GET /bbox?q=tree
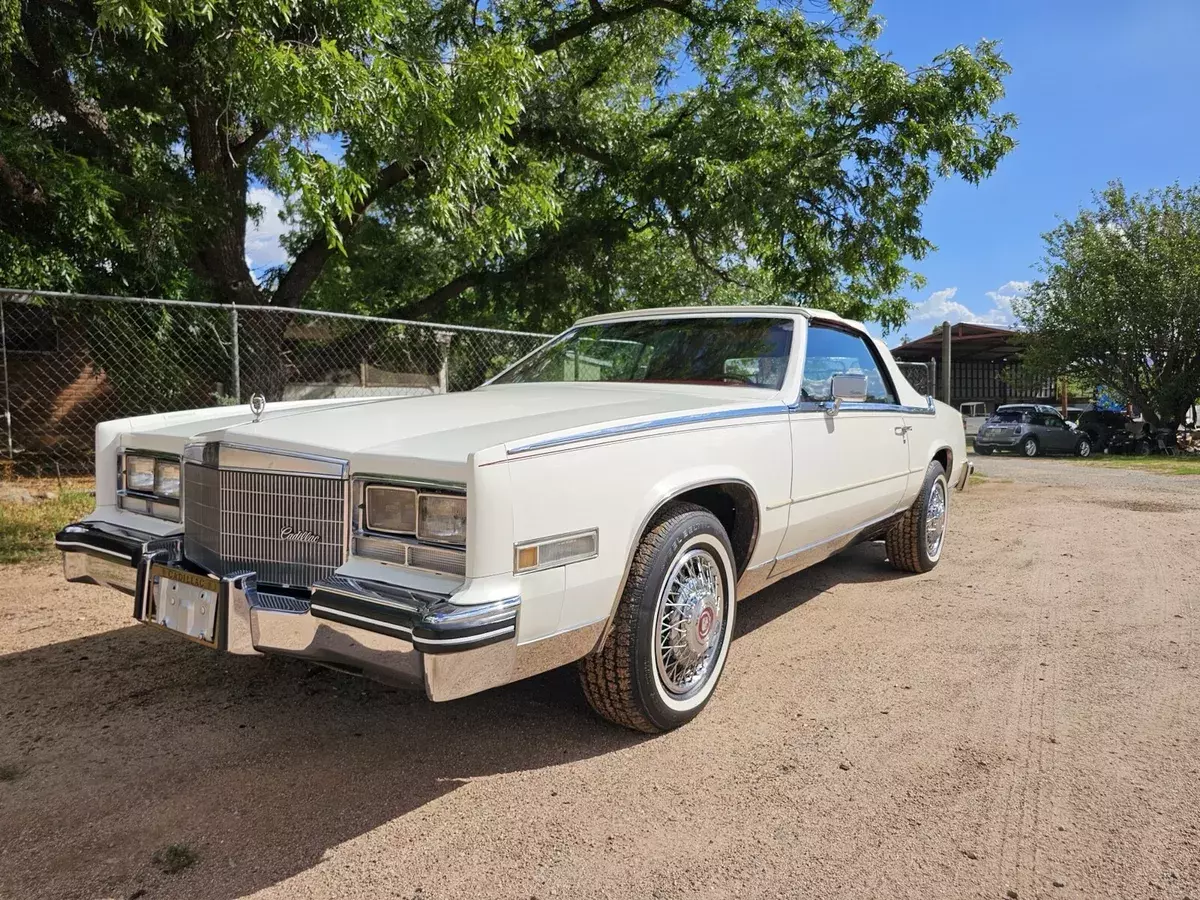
[1016,182,1200,430]
[2,0,1016,344]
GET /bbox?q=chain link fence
[895,359,937,398]
[0,288,550,475]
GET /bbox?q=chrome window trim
[506,403,789,456]
[799,319,903,407]
[513,528,600,574]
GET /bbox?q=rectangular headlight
[126,455,156,493]
[120,451,181,522]
[155,460,181,499]
[364,485,418,534]
[417,494,466,546]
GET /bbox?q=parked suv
[973,404,1093,457]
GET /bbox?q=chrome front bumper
[55,521,593,702]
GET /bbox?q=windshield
[493,317,794,389]
[990,410,1030,423]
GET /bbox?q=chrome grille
[183,463,222,576]
[183,461,347,587]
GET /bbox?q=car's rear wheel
[974,446,993,456]
[579,502,736,733]
[1076,436,1093,457]
[1022,436,1040,457]
[885,460,948,574]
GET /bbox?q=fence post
[435,331,453,393]
[928,358,937,401]
[0,294,11,462]
[229,306,241,403]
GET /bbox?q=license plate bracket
[148,565,221,647]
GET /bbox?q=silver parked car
[972,404,1093,458]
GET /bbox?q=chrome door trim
[789,397,936,415]
[506,404,789,456]
[785,470,910,506]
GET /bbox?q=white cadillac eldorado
[57,306,970,732]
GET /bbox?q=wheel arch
[589,476,762,654]
[931,445,953,478]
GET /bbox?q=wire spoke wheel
[653,548,725,698]
[924,478,947,560]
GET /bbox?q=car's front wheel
[579,502,736,733]
[1076,436,1093,457]
[885,459,948,574]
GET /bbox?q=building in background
[892,323,1057,413]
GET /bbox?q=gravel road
[1,463,1198,900]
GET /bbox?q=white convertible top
[575,305,868,333]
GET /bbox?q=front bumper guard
[54,521,556,702]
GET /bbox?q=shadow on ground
[0,542,902,900]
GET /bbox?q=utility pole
[940,320,951,407]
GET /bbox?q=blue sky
[245,1,1200,337]
[872,0,1200,340]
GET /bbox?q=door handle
[894,425,913,436]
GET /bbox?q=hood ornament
[249,393,266,422]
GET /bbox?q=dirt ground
[2,457,1198,900]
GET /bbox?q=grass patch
[968,471,1012,486]
[0,477,95,564]
[152,843,198,874]
[0,763,25,782]
[1077,455,1200,476]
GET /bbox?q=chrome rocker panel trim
[57,520,601,703]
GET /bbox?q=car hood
[171,382,783,470]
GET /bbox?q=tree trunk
[237,309,290,401]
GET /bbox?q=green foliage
[79,302,235,412]
[1016,181,1200,429]
[0,486,95,564]
[3,0,1015,330]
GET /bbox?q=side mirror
[825,373,868,416]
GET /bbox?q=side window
[801,324,898,405]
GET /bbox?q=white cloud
[909,280,1030,328]
[244,187,294,277]
[983,280,1031,323]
